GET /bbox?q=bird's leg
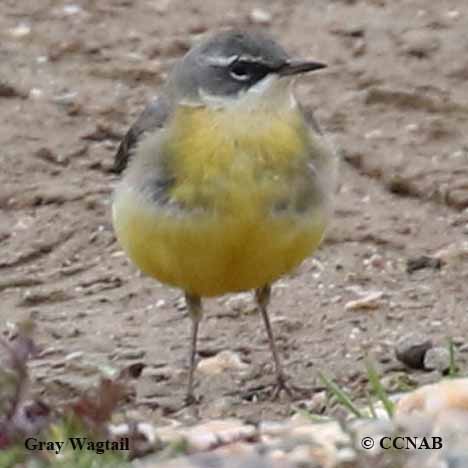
[255,285,293,398]
[185,292,202,405]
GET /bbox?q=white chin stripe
[248,73,278,95]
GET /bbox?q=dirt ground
[1,0,468,423]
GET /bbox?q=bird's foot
[184,392,201,406]
[238,375,310,402]
[270,374,309,400]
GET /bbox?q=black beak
[278,59,327,76]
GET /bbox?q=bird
[111,29,337,404]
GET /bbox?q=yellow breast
[113,105,328,296]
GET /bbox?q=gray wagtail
[112,30,337,403]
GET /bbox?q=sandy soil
[1,0,468,422]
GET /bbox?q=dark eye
[229,61,251,81]
[229,60,270,83]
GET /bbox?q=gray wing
[298,102,338,209]
[113,96,171,174]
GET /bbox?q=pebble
[143,379,468,466]
[144,454,292,468]
[223,292,256,314]
[249,8,272,25]
[434,241,468,263]
[363,253,385,269]
[271,316,302,333]
[63,4,82,15]
[395,333,432,369]
[352,38,366,57]
[400,30,440,58]
[9,23,31,37]
[34,147,69,166]
[111,349,146,360]
[197,350,249,376]
[406,255,442,274]
[0,81,25,98]
[296,391,327,414]
[364,129,383,140]
[423,347,451,373]
[29,88,44,99]
[175,296,186,311]
[344,291,384,311]
[396,378,468,417]
[110,421,158,445]
[446,9,460,20]
[203,397,238,419]
[64,351,84,361]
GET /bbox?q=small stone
[19,289,73,307]
[363,253,385,269]
[424,347,451,373]
[406,255,442,274]
[80,122,121,142]
[152,0,171,14]
[297,391,327,414]
[352,38,366,58]
[64,351,84,361]
[249,8,272,25]
[0,81,25,98]
[447,10,460,19]
[197,350,249,376]
[401,30,440,58]
[175,296,186,311]
[452,336,465,346]
[364,129,383,139]
[34,147,69,166]
[111,349,146,360]
[182,419,256,451]
[396,378,468,417]
[395,333,432,369]
[445,455,468,468]
[271,316,302,333]
[411,370,440,387]
[109,422,160,455]
[447,189,468,210]
[204,397,238,419]
[63,4,82,15]
[405,123,419,133]
[258,420,288,437]
[29,88,44,99]
[289,419,350,447]
[9,23,31,37]
[224,292,256,314]
[434,242,468,263]
[344,291,384,311]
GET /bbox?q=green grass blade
[365,359,394,418]
[366,391,377,419]
[318,371,363,418]
[448,337,457,377]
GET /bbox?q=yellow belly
[113,104,329,297]
[113,188,326,297]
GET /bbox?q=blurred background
[1,0,467,418]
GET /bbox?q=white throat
[197,74,298,112]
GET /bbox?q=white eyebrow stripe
[205,55,238,66]
[237,55,263,63]
[205,54,273,67]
